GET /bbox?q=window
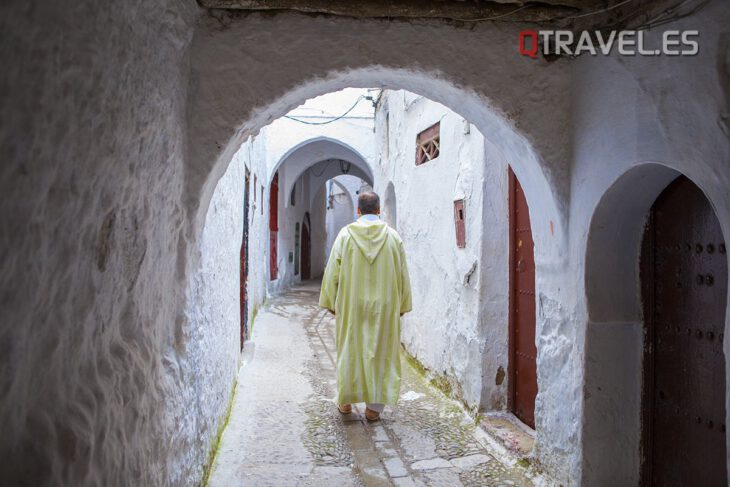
[416,122,440,165]
[260,186,264,215]
[291,182,296,206]
[454,199,466,248]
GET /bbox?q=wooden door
[640,176,727,486]
[509,167,538,429]
[269,172,278,280]
[240,170,250,350]
[301,213,311,280]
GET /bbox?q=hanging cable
[454,5,530,22]
[310,160,333,178]
[284,96,365,125]
[562,0,634,20]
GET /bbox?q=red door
[640,176,727,486]
[509,167,538,429]
[269,172,278,280]
[301,213,311,280]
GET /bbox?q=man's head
[357,191,380,216]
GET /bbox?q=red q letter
[519,30,539,58]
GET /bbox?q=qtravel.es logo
[519,30,699,58]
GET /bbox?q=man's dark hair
[358,191,380,215]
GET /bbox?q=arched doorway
[584,164,730,484]
[301,213,311,280]
[640,176,727,485]
[190,61,564,479]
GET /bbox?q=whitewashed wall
[373,90,510,412]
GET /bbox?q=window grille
[416,122,440,165]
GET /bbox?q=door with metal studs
[509,167,538,429]
[640,175,727,486]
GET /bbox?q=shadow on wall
[383,181,397,230]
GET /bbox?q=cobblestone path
[208,283,549,486]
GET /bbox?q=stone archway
[270,137,374,206]
[188,39,566,476]
[163,4,586,475]
[265,138,372,291]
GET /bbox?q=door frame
[639,208,656,485]
[301,212,311,280]
[240,169,250,350]
[508,168,518,412]
[507,166,537,429]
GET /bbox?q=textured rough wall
[0,1,240,485]
[224,135,269,330]
[184,150,243,482]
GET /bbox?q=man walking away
[319,191,412,421]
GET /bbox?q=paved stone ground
[208,283,552,486]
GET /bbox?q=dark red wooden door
[301,218,311,280]
[509,168,537,429]
[641,176,727,486]
[269,172,278,280]
[240,171,250,350]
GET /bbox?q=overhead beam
[197,0,590,23]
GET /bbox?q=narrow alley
[209,283,540,487]
[4,2,730,486]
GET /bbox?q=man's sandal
[365,408,380,422]
[338,404,352,414]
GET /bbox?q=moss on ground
[401,344,478,415]
[200,379,238,487]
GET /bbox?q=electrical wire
[284,96,366,125]
[454,5,530,22]
[634,0,710,30]
[598,0,708,32]
[454,0,635,23]
[309,160,333,178]
[562,0,634,20]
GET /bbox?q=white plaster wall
[270,169,313,290]
[184,145,246,485]
[325,181,356,259]
[223,135,269,332]
[373,91,498,410]
[310,184,328,278]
